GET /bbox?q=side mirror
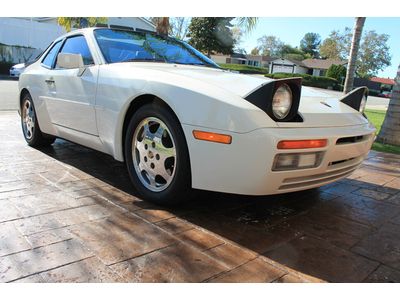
[57,53,84,69]
[56,53,86,76]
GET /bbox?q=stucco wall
[0,17,65,50]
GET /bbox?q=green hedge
[265,73,339,90]
[0,61,13,75]
[219,63,269,75]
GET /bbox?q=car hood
[13,63,26,69]
[125,63,369,128]
[129,63,271,97]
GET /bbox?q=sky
[238,17,400,78]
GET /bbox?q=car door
[44,35,99,136]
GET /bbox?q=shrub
[219,63,269,75]
[265,72,339,90]
[368,89,380,97]
[326,64,346,81]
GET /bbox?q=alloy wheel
[132,117,177,192]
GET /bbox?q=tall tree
[58,17,107,32]
[319,38,343,60]
[257,35,284,57]
[280,44,307,60]
[231,26,246,54]
[150,17,170,35]
[236,17,258,34]
[344,17,366,94]
[187,18,235,56]
[300,32,321,58]
[152,17,259,38]
[377,64,400,146]
[320,27,391,77]
[250,47,260,55]
[169,17,190,40]
[320,28,352,60]
[358,30,391,77]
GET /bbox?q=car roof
[55,27,157,42]
[55,27,95,41]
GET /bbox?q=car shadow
[39,138,400,282]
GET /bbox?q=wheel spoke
[154,125,165,139]
[146,170,157,187]
[135,140,146,156]
[131,117,177,192]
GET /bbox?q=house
[302,58,347,76]
[370,77,395,88]
[269,58,308,74]
[211,53,279,70]
[210,53,247,65]
[246,55,275,68]
[211,53,348,77]
[34,17,156,32]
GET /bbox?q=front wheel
[124,102,191,206]
[21,93,55,147]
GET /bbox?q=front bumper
[183,122,375,195]
[9,70,20,77]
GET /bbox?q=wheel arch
[19,88,31,112]
[120,94,186,162]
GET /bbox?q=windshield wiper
[171,62,204,66]
[120,58,166,63]
[171,62,218,68]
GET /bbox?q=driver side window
[56,35,94,68]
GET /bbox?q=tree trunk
[376,64,400,146]
[156,17,170,35]
[343,17,366,94]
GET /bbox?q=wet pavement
[0,111,399,282]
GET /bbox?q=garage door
[272,64,294,74]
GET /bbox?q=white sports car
[18,27,375,205]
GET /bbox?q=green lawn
[219,63,269,74]
[364,109,400,155]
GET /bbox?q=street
[0,80,19,111]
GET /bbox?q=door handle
[45,78,55,84]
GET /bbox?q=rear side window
[42,40,63,68]
[57,35,94,66]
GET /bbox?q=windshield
[94,29,219,68]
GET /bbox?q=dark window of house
[57,35,94,66]
[41,40,63,68]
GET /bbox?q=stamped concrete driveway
[1,111,400,283]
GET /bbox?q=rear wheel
[21,93,55,147]
[124,102,191,206]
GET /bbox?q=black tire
[20,93,56,147]
[124,102,191,206]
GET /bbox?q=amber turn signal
[193,130,232,144]
[277,139,327,149]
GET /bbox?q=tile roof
[370,77,395,85]
[302,59,347,70]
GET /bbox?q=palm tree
[377,64,400,146]
[152,17,170,35]
[343,17,366,94]
[152,17,258,36]
[236,17,258,34]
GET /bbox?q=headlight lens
[272,83,293,119]
[359,94,367,113]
